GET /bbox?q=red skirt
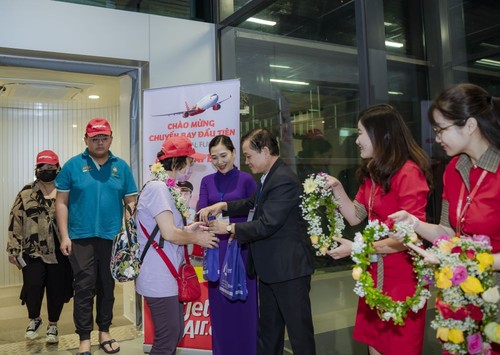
[353,252,426,355]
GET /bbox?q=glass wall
[55,0,213,22]
[218,0,500,352]
[219,0,500,248]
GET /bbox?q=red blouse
[355,160,429,222]
[442,151,500,253]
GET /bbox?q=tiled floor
[1,270,444,355]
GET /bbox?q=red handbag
[139,222,201,302]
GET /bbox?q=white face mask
[176,165,193,182]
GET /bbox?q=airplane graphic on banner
[153,94,232,118]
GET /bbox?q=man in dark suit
[200,128,316,355]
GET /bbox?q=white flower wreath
[300,173,345,256]
[351,219,432,326]
[150,162,190,218]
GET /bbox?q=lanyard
[254,183,264,210]
[368,180,378,220]
[215,169,237,202]
[455,169,488,236]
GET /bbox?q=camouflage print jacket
[7,181,58,264]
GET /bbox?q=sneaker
[25,318,42,340]
[46,324,59,344]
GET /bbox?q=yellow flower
[484,322,500,343]
[151,162,163,173]
[448,329,464,344]
[438,240,453,254]
[183,211,191,219]
[436,327,449,341]
[435,267,453,289]
[482,286,500,303]
[451,237,460,243]
[303,178,316,194]
[460,276,484,295]
[319,246,328,255]
[352,267,363,281]
[476,252,494,272]
[310,235,319,245]
[436,273,452,289]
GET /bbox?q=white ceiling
[0,66,121,108]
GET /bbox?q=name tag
[247,208,255,222]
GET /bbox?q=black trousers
[69,238,115,341]
[21,256,67,322]
[145,296,184,355]
[257,275,316,355]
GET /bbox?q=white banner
[143,79,241,211]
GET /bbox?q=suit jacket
[227,158,314,283]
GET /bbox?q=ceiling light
[88,95,100,99]
[246,17,276,26]
[72,124,78,128]
[388,91,404,95]
[385,40,404,48]
[270,79,309,86]
[269,64,291,69]
[475,58,500,68]
[479,43,499,49]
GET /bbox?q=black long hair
[429,83,500,150]
[356,104,432,193]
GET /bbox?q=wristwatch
[226,224,233,234]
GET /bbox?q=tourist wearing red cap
[7,150,73,344]
[55,118,138,355]
[135,135,219,355]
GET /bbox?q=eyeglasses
[432,123,457,137]
[90,136,110,144]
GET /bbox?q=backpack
[110,204,141,282]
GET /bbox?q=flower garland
[427,235,499,355]
[351,219,432,326]
[300,173,345,256]
[150,162,190,219]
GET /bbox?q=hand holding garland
[389,210,455,243]
[324,175,360,225]
[389,210,500,268]
[301,173,345,255]
[349,219,432,326]
[389,212,500,352]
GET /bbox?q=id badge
[247,208,255,222]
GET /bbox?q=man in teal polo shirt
[55,118,137,355]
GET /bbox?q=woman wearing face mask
[135,136,219,355]
[7,150,73,344]
[196,135,258,355]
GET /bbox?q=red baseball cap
[86,118,112,137]
[36,150,59,165]
[158,136,205,161]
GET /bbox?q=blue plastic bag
[235,246,248,301]
[203,247,220,281]
[219,241,248,301]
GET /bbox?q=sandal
[99,339,120,354]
